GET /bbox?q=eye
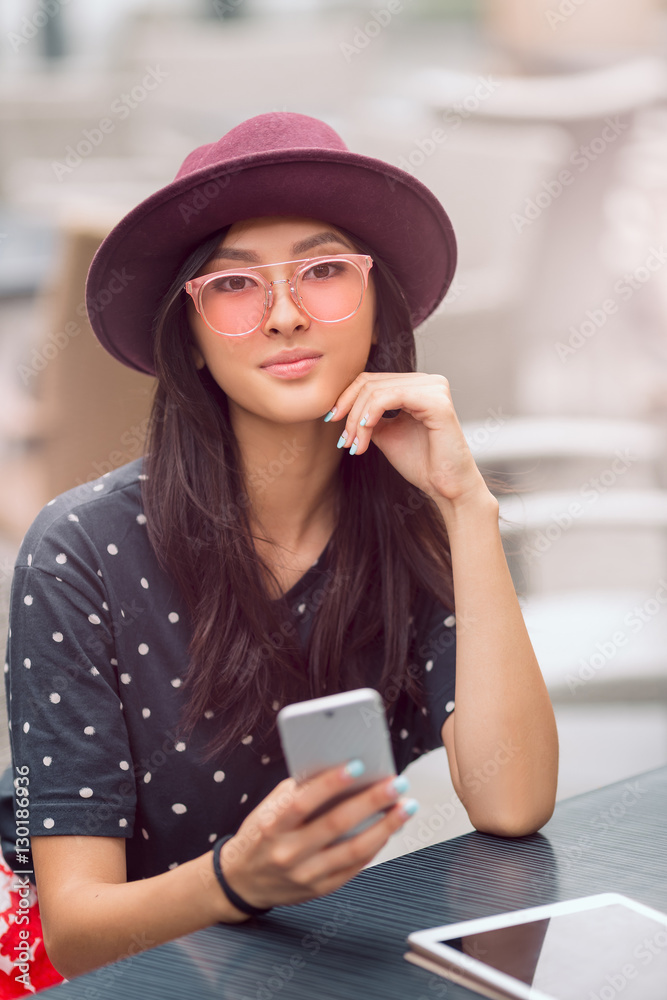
[302,260,345,281]
[209,274,256,293]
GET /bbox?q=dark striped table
[42,766,667,999]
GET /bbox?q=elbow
[468,800,556,839]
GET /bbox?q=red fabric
[0,853,65,996]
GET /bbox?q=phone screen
[440,903,667,999]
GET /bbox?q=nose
[262,278,310,337]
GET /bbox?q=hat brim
[85,148,457,376]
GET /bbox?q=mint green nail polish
[323,407,336,422]
[344,759,365,778]
[401,798,419,817]
[360,413,369,427]
[349,436,359,456]
[336,431,348,449]
[390,774,409,795]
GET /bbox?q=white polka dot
[49,693,61,704]
[136,513,147,525]
[23,595,33,606]
[43,756,52,766]
[138,473,148,481]
[140,578,149,589]
[67,513,79,522]
[23,722,29,733]
[208,832,217,843]
[23,658,30,669]
[144,772,151,783]
[204,709,214,719]
[56,553,67,565]
[79,787,93,798]
[97,569,103,577]
[90,666,100,676]
[272,700,280,711]
[446,700,455,713]
[425,659,434,672]
[241,734,253,745]
[107,544,118,555]
[168,612,179,623]
[422,706,428,715]
[261,755,270,765]
[27,554,33,566]
[55,577,62,583]
[399,728,408,739]
[142,707,151,719]
[120,673,131,685]
[84,726,95,736]
[170,678,182,688]
[88,613,101,625]
[172,803,187,815]
[120,610,125,618]
[240,793,248,804]
[52,632,63,643]
[102,602,109,611]
[43,818,54,829]
[119,701,123,711]
[119,818,128,828]
[297,602,306,614]
[174,741,186,752]
[47,498,56,506]
[93,484,104,492]
[110,658,118,666]
[138,643,149,656]
[168,861,178,870]
[142,828,149,840]
[119,760,129,770]
[213,771,225,782]
[444,614,456,627]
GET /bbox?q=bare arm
[32,834,248,980]
[436,491,559,836]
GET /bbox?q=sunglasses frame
[184,253,374,337]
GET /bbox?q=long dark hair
[142,225,458,764]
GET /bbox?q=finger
[266,761,368,834]
[297,797,415,887]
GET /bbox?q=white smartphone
[277,687,397,841]
[407,892,667,1000]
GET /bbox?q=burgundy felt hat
[85,112,457,376]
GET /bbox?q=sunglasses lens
[297,259,364,322]
[201,274,266,336]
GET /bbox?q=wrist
[203,846,251,924]
[213,836,273,919]
[432,487,499,528]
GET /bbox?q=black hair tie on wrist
[212,834,273,917]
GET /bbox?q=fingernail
[336,430,348,449]
[359,413,369,427]
[400,798,419,818]
[323,407,337,422]
[389,775,409,796]
[349,436,359,456]
[343,759,365,779]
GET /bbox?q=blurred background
[1,0,667,865]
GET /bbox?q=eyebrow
[208,230,354,265]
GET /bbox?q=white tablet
[407,893,667,1000]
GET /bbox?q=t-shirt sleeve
[412,596,457,753]
[5,520,136,840]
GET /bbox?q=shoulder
[16,458,147,572]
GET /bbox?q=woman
[2,112,558,987]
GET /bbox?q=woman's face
[187,216,377,423]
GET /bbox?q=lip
[261,356,322,379]
[260,350,323,367]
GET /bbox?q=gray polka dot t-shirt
[4,458,456,882]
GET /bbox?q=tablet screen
[441,903,667,999]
